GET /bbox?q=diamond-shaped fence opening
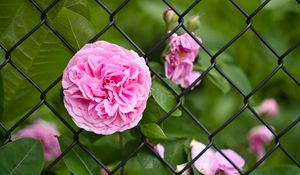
[0,0,299,174]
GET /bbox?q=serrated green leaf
[0,138,44,175]
[54,7,97,50]
[1,26,71,121]
[140,123,167,139]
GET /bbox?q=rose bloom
[191,140,245,175]
[258,98,279,117]
[14,119,61,161]
[248,125,274,160]
[165,33,201,88]
[62,41,151,135]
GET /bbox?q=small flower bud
[163,8,178,29]
[187,16,200,32]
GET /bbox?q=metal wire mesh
[0,0,299,174]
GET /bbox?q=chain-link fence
[0,0,299,174]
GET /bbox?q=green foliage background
[0,0,299,174]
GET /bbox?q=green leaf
[1,3,97,122]
[137,149,157,169]
[0,138,44,175]
[194,64,230,94]
[151,78,181,117]
[125,155,171,175]
[64,0,90,20]
[222,65,252,93]
[140,123,167,139]
[0,1,72,121]
[54,168,72,175]
[54,7,97,50]
[162,78,182,93]
[141,98,161,123]
[148,61,164,75]
[59,136,100,175]
[207,69,230,94]
[0,1,40,48]
[88,134,121,165]
[164,139,187,167]
[1,26,72,121]
[195,52,234,94]
[252,165,300,175]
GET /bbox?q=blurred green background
[0,0,299,174]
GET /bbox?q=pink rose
[165,33,201,88]
[14,119,61,161]
[191,140,244,175]
[62,41,151,135]
[258,98,279,117]
[248,125,274,160]
[169,33,200,61]
[153,143,165,159]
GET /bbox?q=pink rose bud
[165,33,201,88]
[153,143,165,159]
[62,41,151,135]
[248,125,274,160]
[191,140,245,175]
[163,8,178,28]
[187,16,200,32]
[14,119,61,161]
[258,98,279,117]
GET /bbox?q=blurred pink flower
[168,33,200,61]
[258,98,279,117]
[191,140,244,175]
[191,140,218,175]
[182,71,201,89]
[153,143,165,159]
[14,119,61,161]
[100,168,108,175]
[165,33,201,88]
[62,41,151,135]
[215,149,245,175]
[176,163,191,175]
[248,125,274,160]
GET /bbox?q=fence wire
[0,0,299,174]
